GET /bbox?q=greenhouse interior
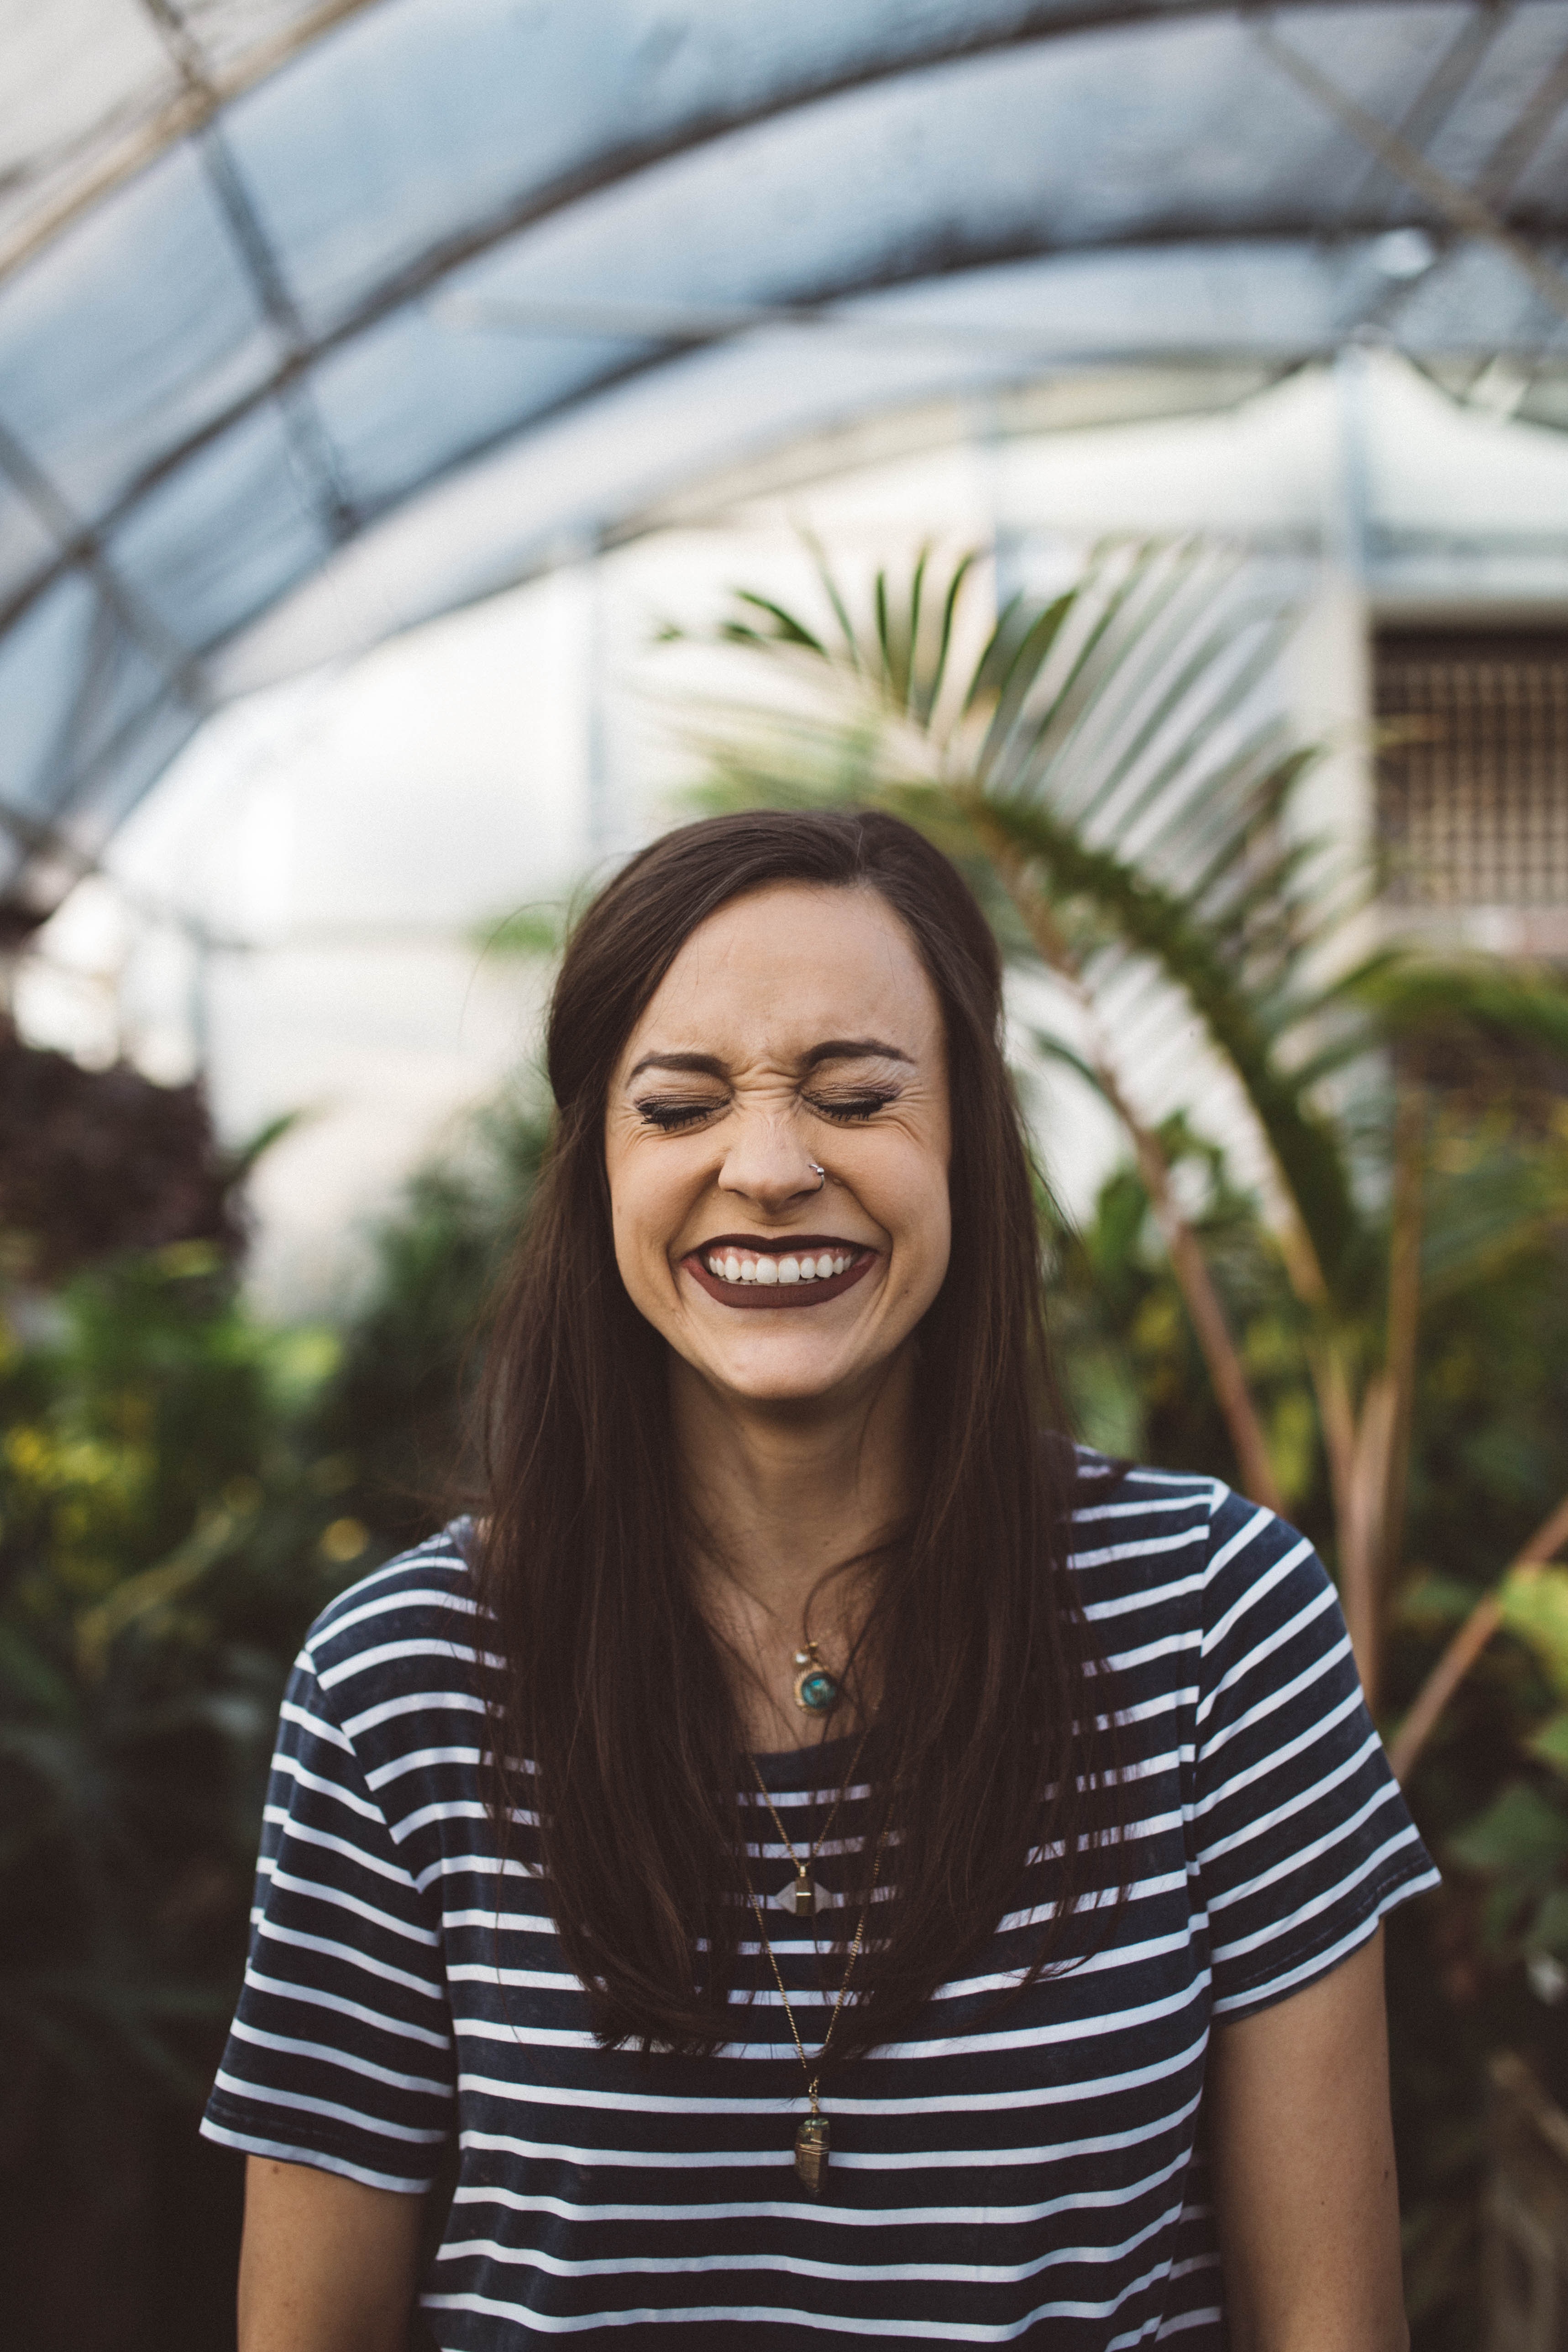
[3,2,1568,2345]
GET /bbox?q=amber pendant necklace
[743,1817,887,2196]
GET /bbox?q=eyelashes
[813,1091,899,1124]
[635,1100,717,1132]
[632,1089,901,1132]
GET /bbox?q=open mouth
[681,1233,879,1311]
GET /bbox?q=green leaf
[1447,1781,1568,1881]
[1393,1573,1487,1633]
[1359,959,1568,1060]
[728,588,828,655]
[974,789,1358,1281]
[0,1624,76,1720]
[1482,1879,1528,1952]
[1527,1886,1568,1954]
[219,1107,309,1188]
[1527,1711,1568,1777]
[1497,1564,1568,1701]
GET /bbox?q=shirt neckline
[450,1519,869,1797]
[750,1726,871,1794]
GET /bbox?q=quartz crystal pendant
[794,2112,830,2194]
[770,1875,834,1917]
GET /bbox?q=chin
[688,1330,860,1401]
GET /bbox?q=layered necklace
[745,1727,883,2196]
[750,1727,869,1918]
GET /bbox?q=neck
[671,1351,916,1749]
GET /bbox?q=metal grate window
[1374,629,1568,907]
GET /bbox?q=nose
[716,1108,823,1215]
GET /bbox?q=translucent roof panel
[2,0,1568,934]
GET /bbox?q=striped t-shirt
[203,1461,1436,2345]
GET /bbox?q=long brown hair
[475,808,1118,2058]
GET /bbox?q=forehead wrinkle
[621,890,942,1087]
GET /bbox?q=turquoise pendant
[793,1645,839,1713]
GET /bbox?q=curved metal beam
[2,1,1545,616]
[1254,18,1568,325]
[0,214,1465,648]
[4,0,1440,295]
[3,1,1561,653]
[0,0,390,287]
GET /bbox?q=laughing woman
[206,809,1433,2350]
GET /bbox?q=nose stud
[807,1162,826,1191]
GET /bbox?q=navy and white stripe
[204,1462,1436,2345]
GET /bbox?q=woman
[207,808,1433,2349]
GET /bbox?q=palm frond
[973,789,1358,1281]
[1356,960,1568,1062]
[674,539,1390,1299]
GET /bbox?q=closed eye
[807,1090,899,1124]
[635,1096,724,1131]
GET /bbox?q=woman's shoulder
[1069,1445,1224,1542]
[1067,1446,1315,1614]
[299,1518,483,1693]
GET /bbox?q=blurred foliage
[0,1019,253,1283]
[670,539,1568,2350]
[0,1245,347,2344]
[311,1087,549,1554]
[1381,1188,1568,2345]
[0,1083,546,2349]
[1045,1112,1323,1510]
[1046,1090,1568,2352]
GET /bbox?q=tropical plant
[0,1082,547,2348]
[667,540,1568,2346]
[311,1081,550,1551]
[1040,1099,1568,2341]
[669,539,1568,1726]
[0,1245,347,2348]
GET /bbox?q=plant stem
[1249,1085,1426,1713]
[1340,1371,1399,1710]
[1389,1493,1568,1783]
[971,810,1286,1518]
[1272,1209,1365,1613]
[1379,1087,1426,1590]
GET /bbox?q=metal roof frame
[1,0,1566,932]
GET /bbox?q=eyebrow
[626,1037,913,1084]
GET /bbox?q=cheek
[885,1143,952,1272]
[605,1146,653,1270]
[607,1146,692,1289]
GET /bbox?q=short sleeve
[1193,1489,1439,2018]
[201,1640,456,2192]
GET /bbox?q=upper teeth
[704,1249,855,1286]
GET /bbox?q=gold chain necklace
[743,1811,888,2196]
[749,1729,871,1918]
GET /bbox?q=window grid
[1374,631,1568,908]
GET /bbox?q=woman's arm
[237,2155,426,2352]
[1206,1927,1408,2352]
